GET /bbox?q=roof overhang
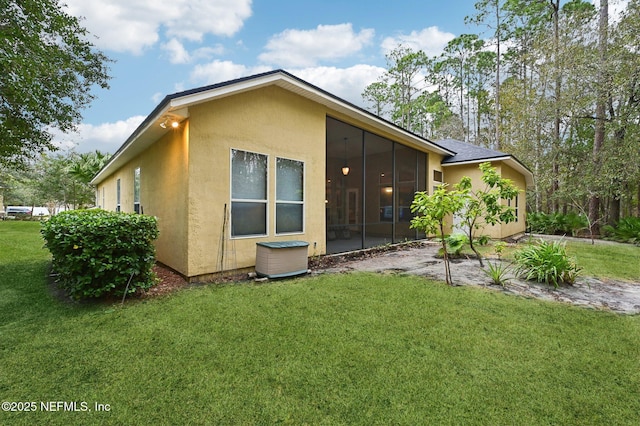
[441,156,535,187]
[91,70,453,186]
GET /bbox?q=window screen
[231,150,268,237]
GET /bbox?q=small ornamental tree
[410,184,467,285]
[454,162,520,266]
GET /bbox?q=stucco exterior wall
[499,163,527,237]
[428,154,445,193]
[185,85,327,278]
[442,161,527,239]
[96,127,191,275]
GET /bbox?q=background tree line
[362,0,640,232]
[1,0,111,213]
[1,150,111,213]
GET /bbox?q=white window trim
[134,167,141,214]
[116,178,121,212]
[230,149,269,239]
[275,156,305,236]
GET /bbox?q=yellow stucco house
[91,70,533,281]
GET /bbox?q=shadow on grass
[0,258,107,328]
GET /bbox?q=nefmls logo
[40,401,89,412]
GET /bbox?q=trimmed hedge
[41,210,159,299]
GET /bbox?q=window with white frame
[276,157,304,234]
[231,149,268,237]
[508,195,519,222]
[133,167,141,213]
[116,178,121,212]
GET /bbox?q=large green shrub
[603,217,640,245]
[526,211,588,236]
[513,239,581,288]
[41,210,159,299]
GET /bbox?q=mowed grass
[564,241,640,282]
[1,222,640,425]
[479,237,640,283]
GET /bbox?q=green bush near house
[41,209,159,299]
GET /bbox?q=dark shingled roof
[436,138,534,186]
[437,138,509,164]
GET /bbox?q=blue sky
[55,0,493,153]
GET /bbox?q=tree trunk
[468,230,484,267]
[440,223,453,285]
[590,0,608,236]
[552,0,561,214]
[494,1,501,150]
[610,196,620,225]
[637,182,640,217]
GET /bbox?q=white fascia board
[440,156,512,167]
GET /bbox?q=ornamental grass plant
[513,239,581,288]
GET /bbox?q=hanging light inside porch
[341,137,350,176]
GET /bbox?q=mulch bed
[48,241,426,303]
[308,240,426,269]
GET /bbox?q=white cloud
[381,27,456,56]
[259,23,375,67]
[188,60,384,107]
[151,92,165,104]
[164,0,252,41]
[162,40,226,64]
[52,116,146,153]
[189,60,270,85]
[64,0,252,55]
[294,65,386,106]
[53,64,384,154]
[162,39,191,64]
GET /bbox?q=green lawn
[479,237,640,283]
[564,241,640,282]
[1,221,640,425]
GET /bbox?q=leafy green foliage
[483,241,512,286]
[526,211,589,236]
[602,217,640,245]
[513,239,581,288]
[438,234,469,257]
[483,261,511,286]
[411,184,467,285]
[454,162,520,266]
[1,150,110,209]
[41,210,159,299]
[67,150,112,184]
[493,241,507,259]
[0,0,111,168]
[475,234,491,246]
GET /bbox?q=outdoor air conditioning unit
[255,241,310,279]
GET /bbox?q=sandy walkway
[313,241,640,315]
